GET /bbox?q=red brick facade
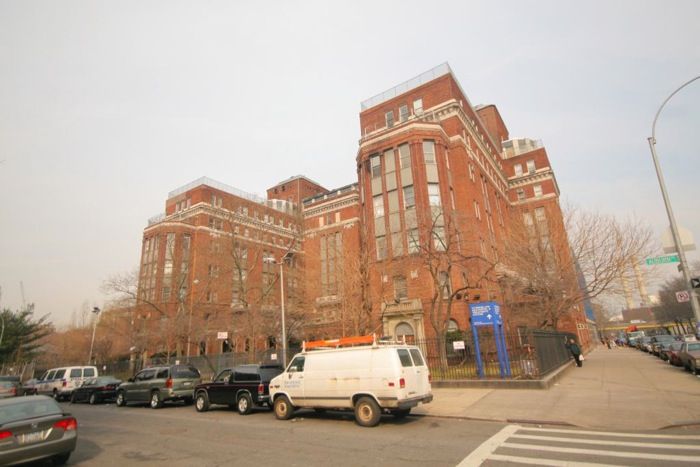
[134,64,590,356]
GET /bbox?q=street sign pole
[647,75,700,325]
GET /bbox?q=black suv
[193,364,283,415]
[116,365,201,409]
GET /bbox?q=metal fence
[414,329,575,381]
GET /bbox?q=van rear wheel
[273,395,294,420]
[354,397,381,427]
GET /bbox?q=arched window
[395,322,415,344]
[447,319,459,332]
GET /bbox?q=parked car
[270,336,433,427]
[650,335,678,357]
[70,376,122,405]
[666,342,685,367]
[116,364,201,409]
[20,378,39,396]
[36,366,98,401]
[637,337,653,352]
[678,341,700,374]
[0,395,77,465]
[0,377,21,399]
[193,364,283,415]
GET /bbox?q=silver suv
[116,365,201,409]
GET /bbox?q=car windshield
[687,343,700,351]
[0,399,62,425]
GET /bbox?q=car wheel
[70,393,77,404]
[273,395,294,420]
[195,392,209,412]
[354,396,381,427]
[150,391,163,409]
[390,408,411,419]
[237,393,253,415]
[116,391,126,407]
[52,452,71,466]
[89,393,98,405]
[691,362,698,376]
[53,390,60,401]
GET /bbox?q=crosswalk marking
[510,433,700,450]
[459,424,700,466]
[501,442,700,463]
[488,454,622,467]
[517,426,700,440]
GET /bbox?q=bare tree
[500,205,655,330]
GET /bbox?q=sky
[1,0,699,326]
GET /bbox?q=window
[385,110,394,128]
[373,195,384,218]
[474,200,481,220]
[403,185,415,208]
[514,164,523,176]
[399,144,411,168]
[399,104,409,122]
[376,236,387,260]
[433,227,446,251]
[527,160,536,174]
[439,271,451,299]
[208,264,219,278]
[408,229,420,254]
[469,163,475,182]
[370,154,381,178]
[211,195,223,207]
[517,189,525,201]
[215,369,232,383]
[413,98,423,115]
[397,348,414,367]
[288,356,305,372]
[428,183,441,206]
[70,369,81,378]
[534,184,543,198]
[423,140,436,164]
[394,275,408,300]
[535,207,547,223]
[409,349,425,366]
[83,368,95,377]
[162,287,171,301]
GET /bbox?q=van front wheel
[355,397,381,427]
[273,395,294,420]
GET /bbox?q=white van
[36,366,99,401]
[269,336,432,427]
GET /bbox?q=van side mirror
[288,366,297,373]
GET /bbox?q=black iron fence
[31,330,575,382]
[414,329,575,380]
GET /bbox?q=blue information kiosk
[469,301,511,378]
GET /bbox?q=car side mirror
[128,377,135,383]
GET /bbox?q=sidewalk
[415,346,700,430]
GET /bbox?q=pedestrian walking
[566,338,583,367]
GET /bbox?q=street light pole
[265,252,293,367]
[87,306,101,365]
[647,75,700,326]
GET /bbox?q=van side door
[282,356,305,405]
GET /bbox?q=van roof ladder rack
[303,334,376,351]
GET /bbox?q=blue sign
[468,301,510,379]
[469,302,502,326]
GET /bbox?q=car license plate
[183,382,192,386]
[20,431,45,445]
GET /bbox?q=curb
[410,412,578,428]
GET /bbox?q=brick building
[133,63,590,357]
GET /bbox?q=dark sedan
[0,395,77,465]
[70,376,122,404]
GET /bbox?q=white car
[269,336,433,427]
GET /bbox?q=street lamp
[264,251,294,367]
[87,306,101,365]
[647,75,700,328]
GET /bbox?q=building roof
[167,176,266,203]
[272,174,325,190]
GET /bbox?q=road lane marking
[501,442,700,462]
[511,433,700,450]
[489,454,624,467]
[517,426,700,440]
[456,424,521,467]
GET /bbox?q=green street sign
[645,254,680,265]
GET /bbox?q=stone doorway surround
[381,298,426,341]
